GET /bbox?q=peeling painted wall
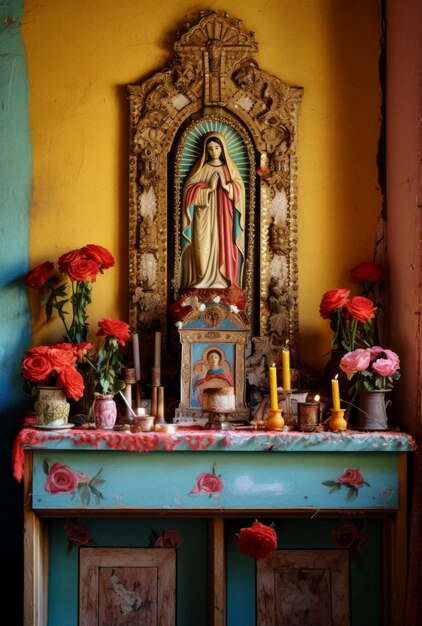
[0,0,32,617]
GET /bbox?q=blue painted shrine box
[16,427,414,626]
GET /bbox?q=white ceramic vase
[34,386,70,427]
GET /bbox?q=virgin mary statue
[180,132,245,289]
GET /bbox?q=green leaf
[346,486,358,501]
[78,483,91,506]
[329,485,341,494]
[88,484,104,500]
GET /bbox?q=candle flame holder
[328,408,348,431]
[297,401,320,432]
[266,408,285,431]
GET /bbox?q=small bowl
[133,415,155,432]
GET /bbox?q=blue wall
[0,0,32,616]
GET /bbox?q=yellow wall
[22,0,382,373]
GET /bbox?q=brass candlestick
[151,366,161,387]
[151,386,158,417]
[154,386,165,427]
[282,389,295,428]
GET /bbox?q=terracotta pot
[92,395,117,430]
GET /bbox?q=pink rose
[191,472,224,495]
[337,469,365,486]
[73,471,92,484]
[371,358,400,378]
[340,349,371,379]
[368,345,386,359]
[381,349,400,366]
[45,462,78,494]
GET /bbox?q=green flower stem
[349,318,358,352]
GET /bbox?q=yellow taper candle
[282,349,291,390]
[331,376,340,411]
[269,364,278,410]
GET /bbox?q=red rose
[64,521,92,547]
[67,258,100,282]
[57,366,84,400]
[72,342,94,361]
[25,345,50,356]
[22,355,53,382]
[349,261,384,283]
[48,347,77,370]
[319,288,350,318]
[45,462,78,494]
[81,244,115,270]
[236,521,277,559]
[26,261,54,288]
[191,472,224,495]
[58,249,86,273]
[96,318,131,346]
[337,468,365,486]
[332,522,365,551]
[52,343,75,352]
[345,296,376,324]
[153,529,183,548]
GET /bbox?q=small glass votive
[297,401,320,432]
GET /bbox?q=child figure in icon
[192,347,234,408]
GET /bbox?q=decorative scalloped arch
[128,10,303,370]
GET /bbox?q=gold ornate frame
[128,10,303,366]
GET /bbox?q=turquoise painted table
[15,427,414,626]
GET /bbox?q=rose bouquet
[319,288,377,352]
[21,342,92,400]
[25,244,115,344]
[85,318,131,396]
[319,261,384,352]
[339,346,400,393]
